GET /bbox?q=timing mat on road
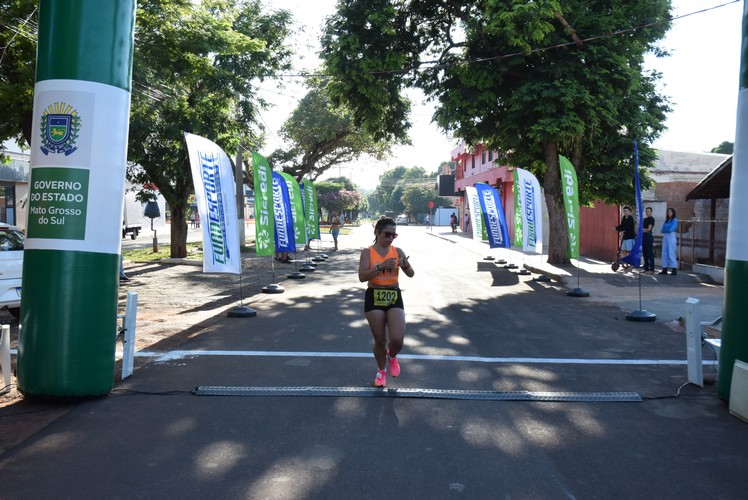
[193,386,642,402]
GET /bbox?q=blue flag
[622,141,643,267]
[272,172,295,253]
[475,183,510,249]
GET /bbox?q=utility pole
[718,0,748,400]
[18,0,136,397]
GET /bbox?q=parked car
[0,225,23,318]
[395,214,409,225]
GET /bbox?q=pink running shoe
[374,370,387,387]
[389,356,400,377]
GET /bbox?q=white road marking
[133,349,710,365]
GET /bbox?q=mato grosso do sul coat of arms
[40,101,81,156]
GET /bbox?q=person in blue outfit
[659,207,678,275]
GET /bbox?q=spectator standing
[330,212,342,251]
[614,206,636,259]
[659,208,678,275]
[642,207,655,273]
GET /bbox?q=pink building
[451,143,515,234]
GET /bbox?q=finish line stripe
[135,349,706,366]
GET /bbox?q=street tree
[318,175,369,217]
[319,175,356,191]
[400,184,451,219]
[0,0,292,257]
[322,0,671,264]
[128,0,293,257]
[315,180,365,216]
[269,83,390,182]
[373,166,408,214]
[711,141,734,155]
[373,165,439,215]
[0,0,38,151]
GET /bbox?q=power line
[0,7,38,65]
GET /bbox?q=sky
[258,0,743,190]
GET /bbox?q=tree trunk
[170,204,188,258]
[21,109,33,148]
[542,138,571,266]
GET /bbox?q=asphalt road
[1,224,746,499]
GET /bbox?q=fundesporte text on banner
[558,155,580,260]
[465,185,484,241]
[474,183,510,249]
[621,140,643,268]
[513,168,543,255]
[184,133,240,274]
[272,171,295,253]
[251,152,275,256]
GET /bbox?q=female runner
[358,218,415,387]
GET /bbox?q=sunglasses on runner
[381,231,398,239]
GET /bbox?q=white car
[0,225,24,318]
[395,214,409,225]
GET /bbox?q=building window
[471,155,475,169]
[489,150,494,162]
[482,151,487,164]
[0,184,16,225]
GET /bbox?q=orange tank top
[369,245,399,287]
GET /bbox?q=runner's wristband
[375,264,381,272]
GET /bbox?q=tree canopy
[0,0,38,150]
[401,184,452,219]
[711,141,734,155]
[372,165,445,216]
[0,0,293,257]
[315,180,366,215]
[322,0,672,264]
[269,82,391,182]
[126,0,292,256]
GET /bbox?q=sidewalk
[427,226,723,325]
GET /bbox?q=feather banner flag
[251,152,275,256]
[559,155,580,260]
[279,172,307,252]
[184,132,240,274]
[621,140,643,267]
[271,171,295,253]
[513,168,543,254]
[513,174,524,249]
[301,179,320,241]
[474,183,510,249]
[465,185,483,241]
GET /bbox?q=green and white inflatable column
[17,0,136,397]
[718,1,748,400]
